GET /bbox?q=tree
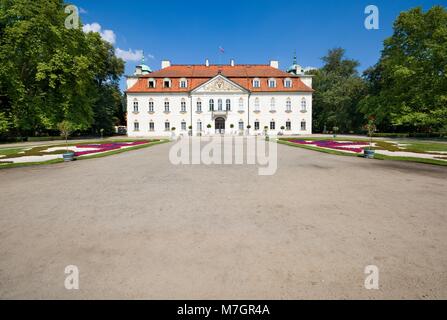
[308,48,367,133]
[360,6,447,133]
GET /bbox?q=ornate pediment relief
[194,75,247,93]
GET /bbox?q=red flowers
[74,141,151,157]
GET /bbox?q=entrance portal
[215,117,225,134]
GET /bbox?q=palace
[125,57,313,137]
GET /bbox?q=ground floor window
[181,121,187,131]
[238,121,244,130]
[149,122,154,132]
[301,120,306,131]
[197,121,202,132]
[286,121,291,131]
[254,121,260,131]
[134,122,139,132]
[270,121,275,130]
[165,121,170,131]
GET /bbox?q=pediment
[193,75,248,93]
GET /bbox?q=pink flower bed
[74,140,153,157]
[290,140,367,153]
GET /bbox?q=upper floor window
[179,78,188,88]
[148,99,154,112]
[209,99,214,111]
[133,100,139,113]
[286,98,292,112]
[164,99,170,112]
[181,99,187,112]
[148,79,156,88]
[268,78,276,88]
[197,99,202,112]
[253,78,260,88]
[254,98,260,111]
[238,98,244,111]
[270,98,276,111]
[284,78,292,88]
[218,99,223,111]
[163,78,171,88]
[301,98,307,111]
[226,99,231,111]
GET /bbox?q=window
[133,100,139,113]
[197,121,202,132]
[284,78,292,88]
[197,99,202,112]
[149,121,155,132]
[286,98,292,112]
[301,120,306,131]
[179,78,187,88]
[254,98,260,111]
[286,121,291,131]
[134,121,139,131]
[181,121,187,131]
[181,99,186,112]
[163,78,171,88]
[301,98,307,112]
[254,121,260,131]
[270,98,276,111]
[226,99,231,111]
[253,78,260,88]
[238,98,244,111]
[164,100,170,112]
[238,121,244,130]
[148,79,156,88]
[209,99,214,111]
[148,100,154,113]
[270,121,276,130]
[218,99,223,111]
[268,78,276,88]
[165,121,170,131]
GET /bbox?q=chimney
[161,60,171,69]
[270,60,279,69]
[134,65,142,75]
[230,59,235,66]
[205,59,210,67]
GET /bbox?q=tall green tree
[308,48,367,133]
[360,6,447,133]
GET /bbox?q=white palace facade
[125,58,313,137]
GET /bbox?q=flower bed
[74,140,152,156]
[290,140,368,153]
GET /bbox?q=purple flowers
[74,140,152,157]
[290,140,367,153]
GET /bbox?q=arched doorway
[215,117,225,134]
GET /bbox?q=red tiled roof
[126,64,313,93]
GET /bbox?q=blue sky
[73,0,445,89]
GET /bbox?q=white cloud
[115,48,144,62]
[82,22,116,45]
[304,66,318,72]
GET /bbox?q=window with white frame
[270,121,276,130]
[181,121,187,131]
[238,98,244,111]
[301,98,307,112]
[254,98,260,111]
[254,121,260,131]
[218,99,223,111]
[148,99,154,112]
[197,99,202,112]
[134,121,139,131]
[181,99,186,112]
[238,120,244,130]
[284,78,292,88]
[209,99,214,111]
[286,121,291,131]
[301,120,306,131]
[148,79,156,88]
[286,98,292,112]
[270,98,276,111]
[164,99,170,112]
[133,100,139,113]
[165,121,170,131]
[268,78,276,88]
[197,121,202,132]
[253,78,260,88]
[149,121,155,132]
[226,99,231,111]
[163,78,171,88]
[179,78,187,88]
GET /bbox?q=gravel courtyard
[0,141,446,299]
